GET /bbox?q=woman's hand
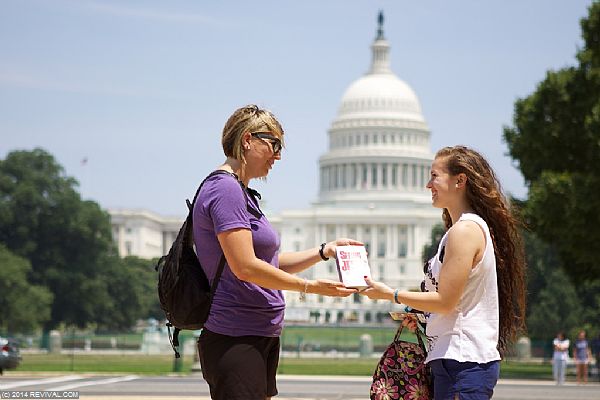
[359,276,394,301]
[322,238,364,260]
[308,279,357,297]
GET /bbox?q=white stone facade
[109,208,180,259]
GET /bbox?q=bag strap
[393,324,405,342]
[415,328,428,354]
[393,320,429,354]
[186,170,246,313]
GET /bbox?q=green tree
[0,244,53,333]
[503,3,600,284]
[522,231,582,340]
[576,279,600,339]
[0,148,116,329]
[422,224,445,263]
[95,256,161,331]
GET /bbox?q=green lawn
[498,360,553,380]
[280,325,416,352]
[15,353,554,380]
[16,354,194,374]
[278,356,379,375]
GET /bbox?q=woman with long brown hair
[362,145,526,400]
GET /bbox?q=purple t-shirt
[192,172,285,337]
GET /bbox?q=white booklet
[335,245,372,289]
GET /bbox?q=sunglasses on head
[251,132,282,154]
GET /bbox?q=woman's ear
[456,173,467,188]
[242,132,252,150]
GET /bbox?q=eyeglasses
[251,132,282,154]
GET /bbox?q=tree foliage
[0,149,115,329]
[95,256,161,332]
[522,231,583,340]
[503,2,600,284]
[0,244,53,334]
[0,149,164,332]
[422,223,445,263]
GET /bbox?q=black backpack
[155,170,234,357]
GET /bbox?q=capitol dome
[317,12,433,206]
[338,74,425,123]
[335,14,426,125]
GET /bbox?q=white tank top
[424,213,501,363]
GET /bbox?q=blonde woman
[194,104,359,400]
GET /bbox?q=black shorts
[198,329,280,400]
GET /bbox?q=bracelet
[319,242,329,261]
[393,289,401,304]
[299,278,309,302]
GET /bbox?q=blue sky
[0,0,593,216]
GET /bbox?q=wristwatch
[319,242,329,261]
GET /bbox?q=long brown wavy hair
[436,146,526,355]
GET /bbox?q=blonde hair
[435,145,527,355]
[221,104,285,162]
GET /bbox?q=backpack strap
[186,170,246,319]
[188,169,238,211]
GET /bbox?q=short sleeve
[196,175,250,234]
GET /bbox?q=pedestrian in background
[573,330,592,384]
[361,145,527,400]
[552,331,569,385]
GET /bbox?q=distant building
[108,13,440,325]
[109,208,179,259]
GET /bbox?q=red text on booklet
[335,245,372,289]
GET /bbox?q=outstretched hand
[359,276,394,301]
[309,279,357,297]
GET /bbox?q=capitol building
[109,14,440,324]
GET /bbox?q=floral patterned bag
[370,324,433,400]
